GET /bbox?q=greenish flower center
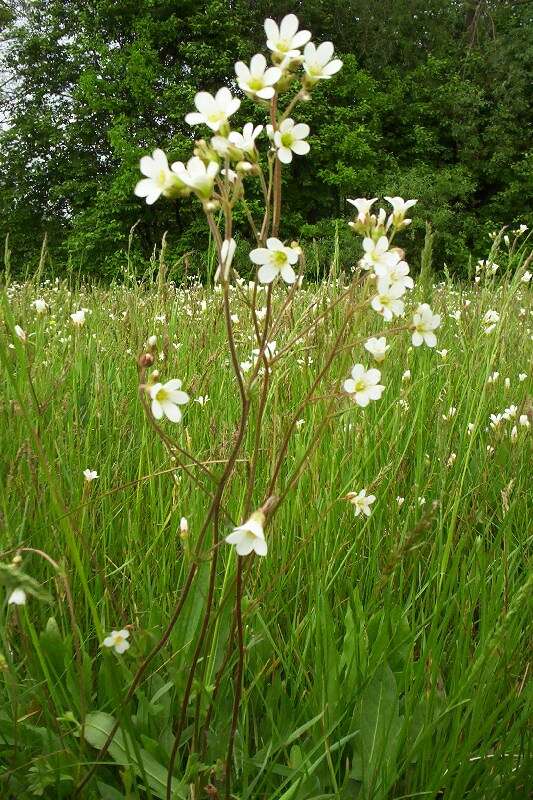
[273,250,288,266]
[248,77,264,90]
[280,132,294,148]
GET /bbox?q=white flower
[346,488,376,517]
[347,197,377,224]
[273,118,310,164]
[518,373,527,382]
[371,284,405,321]
[228,123,263,155]
[467,422,475,435]
[360,236,396,271]
[396,496,405,507]
[32,298,47,314]
[521,270,531,284]
[8,588,27,606]
[375,254,414,293]
[483,309,500,334]
[225,511,267,556]
[302,41,342,82]
[411,304,441,347]
[215,237,237,282]
[490,413,503,429]
[180,517,188,536]
[83,469,99,482]
[71,309,86,327]
[252,341,277,362]
[185,87,240,132]
[364,337,389,362]
[240,360,252,373]
[134,149,181,205]
[102,629,130,655]
[171,157,219,199]
[519,414,530,428]
[194,395,209,406]
[402,369,411,382]
[147,335,157,347]
[150,379,189,423]
[250,237,299,284]
[510,426,518,442]
[264,13,311,60]
[343,364,385,407]
[487,371,499,384]
[235,54,281,100]
[14,325,26,342]
[384,196,417,227]
[503,405,517,420]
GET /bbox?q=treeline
[0,0,531,280]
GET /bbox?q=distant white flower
[83,469,99,482]
[487,371,499,384]
[346,488,376,517]
[503,405,517,420]
[134,149,181,205]
[171,157,219,199]
[273,118,310,164]
[402,369,411,382]
[360,236,396,272]
[518,373,527,382]
[343,364,385,407]
[519,414,530,428]
[411,304,441,347]
[364,337,389,362]
[302,41,342,82]
[194,395,209,406]
[225,511,267,556]
[235,54,281,100]
[489,413,504,429]
[150,379,189,423]
[147,335,157,348]
[240,360,252,373]
[264,13,311,60]
[32,298,48,314]
[371,284,405,321]
[180,517,188,536]
[102,629,130,655]
[295,418,305,430]
[347,197,377,224]
[14,325,26,342]
[385,196,417,227]
[228,123,263,155]
[446,452,457,467]
[8,588,27,606]
[252,341,277,362]
[71,309,87,327]
[483,309,500,334]
[250,237,299,284]
[467,422,475,435]
[185,87,240,132]
[396,496,405,507]
[510,425,518,442]
[521,271,531,284]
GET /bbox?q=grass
[0,255,532,799]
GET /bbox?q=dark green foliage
[1,0,532,278]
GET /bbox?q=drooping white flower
[235,54,281,100]
[302,41,342,83]
[214,237,237,283]
[185,87,240,132]
[228,123,263,155]
[32,298,48,314]
[149,379,189,423]
[225,510,267,556]
[171,157,219,199]
[14,325,26,342]
[8,588,27,606]
[134,149,182,205]
[411,304,441,347]
[347,197,377,224]
[360,236,396,272]
[264,14,311,60]
[384,196,417,227]
[71,309,87,327]
[346,488,376,517]
[83,469,99,482]
[273,118,310,164]
[250,237,299,284]
[364,337,389,362]
[102,629,130,654]
[371,284,405,321]
[343,364,385,407]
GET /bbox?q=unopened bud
[138,352,155,368]
[180,517,188,538]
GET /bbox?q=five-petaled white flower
[134,149,181,205]
[172,157,219,199]
[102,629,130,654]
[371,284,405,321]
[8,588,27,606]
[250,237,299,284]
[411,304,441,347]
[273,118,310,164]
[364,337,389,362]
[185,87,240,132]
[71,309,87,327]
[225,511,268,556]
[83,469,99,482]
[385,196,417,226]
[150,379,189,423]
[235,54,281,100]
[374,253,414,293]
[264,13,311,60]
[360,236,396,271]
[229,123,263,155]
[347,197,377,224]
[302,41,342,83]
[32,298,47,314]
[343,364,385,407]
[346,488,376,517]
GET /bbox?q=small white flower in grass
[521,271,531,284]
[171,157,219,199]
[150,379,189,423]
[396,496,405,507]
[14,325,27,342]
[228,123,263,155]
[487,371,499,384]
[490,413,504,429]
[185,87,240,132]
[83,469,99,482]
[240,360,252,373]
[519,414,530,428]
[295,418,305,430]
[102,629,130,655]
[343,364,385,407]
[411,304,441,347]
[510,426,518,442]
[364,337,389,362]
[264,13,311,60]
[8,588,27,606]
[180,517,188,537]
[347,197,377,225]
[273,118,310,164]
[503,405,517,420]
[518,373,527,382]
[194,395,209,406]
[225,511,267,556]
[71,309,86,327]
[134,149,183,205]
[302,41,342,83]
[32,298,47,314]
[346,488,376,517]
[250,237,299,284]
[483,309,500,334]
[371,284,405,321]
[504,377,510,389]
[360,236,396,271]
[467,422,475,435]
[235,54,281,100]
[252,340,277,363]
[385,196,417,227]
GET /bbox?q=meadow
[1,239,532,799]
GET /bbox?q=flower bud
[138,352,155,368]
